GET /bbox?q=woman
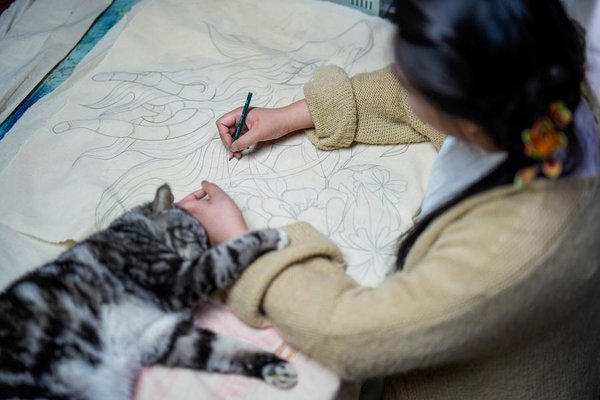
[179,0,600,398]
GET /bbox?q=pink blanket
[134,303,343,400]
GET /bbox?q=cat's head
[127,183,178,221]
[110,184,207,246]
[149,183,176,216]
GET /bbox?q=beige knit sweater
[227,66,600,399]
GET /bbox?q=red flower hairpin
[514,101,572,189]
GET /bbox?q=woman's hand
[216,99,314,159]
[177,181,248,245]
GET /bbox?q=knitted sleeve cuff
[304,65,445,151]
[303,65,357,150]
[351,66,446,151]
[225,222,346,328]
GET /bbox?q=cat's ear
[152,184,174,213]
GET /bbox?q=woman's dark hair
[393,0,587,269]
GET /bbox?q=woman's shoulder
[406,174,599,274]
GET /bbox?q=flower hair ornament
[514,101,572,189]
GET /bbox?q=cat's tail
[151,318,298,389]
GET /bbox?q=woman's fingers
[177,181,226,206]
[216,108,243,149]
[229,130,256,153]
[200,180,226,199]
[178,181,225,205]
[217,108,257,158]
[177,188,207,204]
[177,181,247,244]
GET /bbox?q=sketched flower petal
[281,188,320,213]
[325,197,346,234]
[353,167,407,205]
[261,197,294,218]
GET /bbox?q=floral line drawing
[52,21,410,285]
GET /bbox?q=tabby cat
[0,184,297,399]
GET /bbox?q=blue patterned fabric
[0,0,143,140]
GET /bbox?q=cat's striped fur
[0,184,296,400]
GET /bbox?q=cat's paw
[262,360,298,390]
[275,229,288,251]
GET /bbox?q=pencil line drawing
[51,21,410,284]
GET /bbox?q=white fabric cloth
[0,3,140,287]
[0,0,111,122]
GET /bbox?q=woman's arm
[216,66,445,157]
[304,65,445,151]
[216,100,314,159]
[227,184,579,380]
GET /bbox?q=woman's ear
[456,118,500,152]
